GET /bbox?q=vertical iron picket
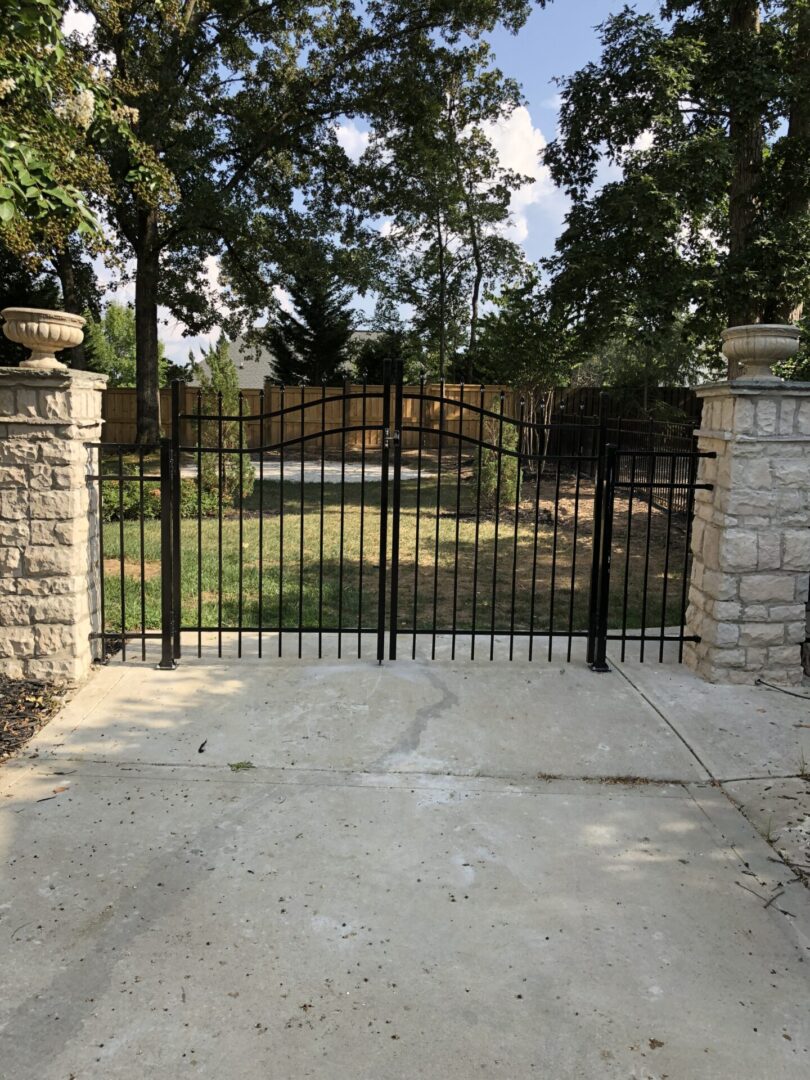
[158,437,176,670]
[388,361,403,660]
[376,362,392,663]
[586,394,609,665]
[170,381,183,659]
[589,444,617,673]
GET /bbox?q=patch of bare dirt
[104,558,162,581]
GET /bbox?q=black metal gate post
[388,360,404,659]
[586,394,609,664]
[158,436,178,670]
[589,444,617,673]
[376,360,393,663]
[171,380,184,659]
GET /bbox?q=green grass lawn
[101,466,691,648]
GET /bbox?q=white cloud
[62,4,96,42]
[480,105,559,244]
[273,285,295,314]
[632,129,655,152]
[334,120,369,163]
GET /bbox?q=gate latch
[384,427,400,447]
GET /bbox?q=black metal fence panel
[90,373,712,668]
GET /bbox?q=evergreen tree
[265,259,354,384]
[198,336,254,502]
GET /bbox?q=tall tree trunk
[727,1,764,375]
[436,211,447,380]
[458,174,483,384]
[54,248,87,369]
[770,4,810,324]
[135,209,162,444]
[466,217,483,383]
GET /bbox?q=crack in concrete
[369,667,459,770]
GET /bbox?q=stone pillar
[684,380,810,685]
[0,368,107,683]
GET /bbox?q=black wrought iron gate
[91,366,713,668]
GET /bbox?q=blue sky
[482,0,661,262]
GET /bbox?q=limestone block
[28,521,57,546]
[0,547,21,574]
[28,489,84,520]
[769,603,802,622]
[16,575,82,596]
[708,647,746,667]
[736,458,772,490]
[26,656,86,682]
[726,490,773,517]
[1,438,38,464]
[0,489,28,519]
[0,521,29,545]
[778,399,798,434]
[0,597,30,625]
[0,626,35,658]
[782,530,810,570]
[701,570,740,601]
[755,399,778,435]
[25,545,84,576]
[770,459,810,486]
[738,623,785,647]
[796,400,810,435]
[755,531,781,570]
[766,645,803,667]
[733,397,755,433]
[710,600,742,621]
[34,624,72,656]
[739,574,796,603]
[742,647,767,670]
[708,622,740,646]
[29,594,86,624]
[0,466,26,488]
[719,530,758,572]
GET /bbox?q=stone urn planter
[1,307,86,372]
[721,323,800,382]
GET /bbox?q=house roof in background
[191,330,383,389]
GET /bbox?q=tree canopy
[84,301,166,387]
[543,1,810,377]
[361,41,530,379]
[55,0,543,442]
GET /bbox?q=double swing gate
[91,365,714,669]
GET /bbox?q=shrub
[197,336,255,505]
[101,477,218,522]
[474,407,520,513]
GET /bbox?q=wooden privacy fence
[102,384,515,451]
[101,382,700,450]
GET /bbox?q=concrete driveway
[1,637,809,1079]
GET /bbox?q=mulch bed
[0,675,66,763]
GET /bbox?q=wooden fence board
[100,383,699,448]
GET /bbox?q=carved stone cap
[0,366,107,388]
